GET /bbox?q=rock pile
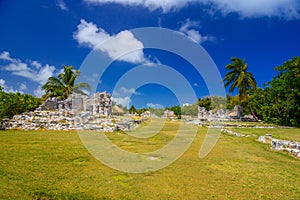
[196,105,255,122]
[0,91,143,132]
[1,110,118,131]
[221,129,246,137]
[37,92,112,116]
[258,134,300,158]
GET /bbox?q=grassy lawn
[0,120,299,199]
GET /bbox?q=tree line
[182,56,300,127]
[0,57,299,127]
[0,88,41,121]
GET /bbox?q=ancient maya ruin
[1,91,299,158]
[1,87,253,132]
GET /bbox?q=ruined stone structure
[37,92,112,116]
[258,134,300,158]
[163,110,175,118]
[233,105,243,118]
[196,105,247,122]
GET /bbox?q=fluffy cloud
[31,60,42,69]
[111,87,140,107]
[0,78,23,93]
[120,87,140,95]
[57,0,68,11]
[111,96,131,108]
[146,103,164,109]
[0,51,56,85]
[179,19,214,44]
[84,0,186,12]
[33,86,45,97]
[84,0,300,19]
[73,19,148,64]
[19,83,27,91]
[211,0,300,19]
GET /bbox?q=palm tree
[42,65,91,100]
[223,57,258,121]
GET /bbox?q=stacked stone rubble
[36,92,112,116]
[258,134,300,158]
[0,92,127,132]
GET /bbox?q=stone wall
[197,106,230,121]
[37,92,112,116]
[258,134,300,158]
[197,105,254,122]
[0,92,119,131]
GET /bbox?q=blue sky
[0,0,300,108]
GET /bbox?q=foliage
[41,65,91,100]
[136,108,148,115]
[197,97,212,110]
[250,57,300,127]
[226,95,240,110]
[181,103,198,116]
[223,57,256,101]
[197,96,227,112]
[166,105,181,119]
[148,107,164,117]
[0,87,41,120]
[129,105,136,114]
[223,57,257,120]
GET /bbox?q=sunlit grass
[0,120,299,199]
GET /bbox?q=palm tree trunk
[246,94,259,121]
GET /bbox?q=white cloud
[111,96,131,108]
[84,0,300,19]
[73,19,148,64]
[193,83,199,87]
[0,78,23,94]
[0,51,56,85]
[33,86,45,97]
[120,87,140,95]
[73,19,110,48]
[19,83,27,91]
[57,0,68,11]
[0,51,15,62]
[0,79,5,87]
[183,103,191,107]
[111,87,141,107]
[31,60,42,69]
[179,19,214,44]
[84,0,186,12]
[211,0,300,19]
[147,103,164,109]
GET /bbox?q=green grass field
[0,120,299,199]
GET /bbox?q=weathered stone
[163,110,175,118]
[36,92,112,116]
[234,105,243,118]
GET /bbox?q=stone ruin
[0,92,137,132]
[197,105,252,122]
[163,110,175,119]
[37,92,112,116]
[258,134,300,158]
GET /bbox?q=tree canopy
[0,87,41,120]
[41,65,91,100]
[250,57,300,127]
[223,57,256,101]
[223,57,257,120]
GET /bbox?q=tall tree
[129,105,137,114]
[42,65,91,100]
[223,57,258,120]
[251,57,300,127]
[0,87,41,120]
